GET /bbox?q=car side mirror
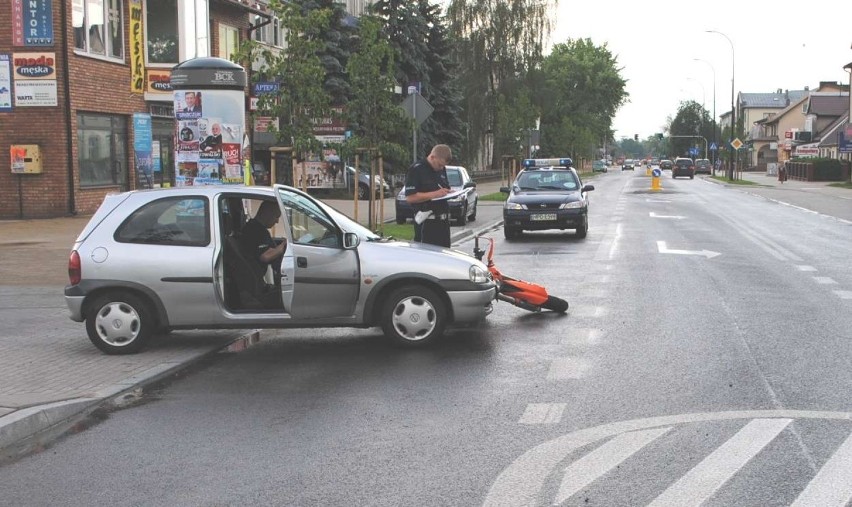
[343,232,360,249]
[464,181,476,189]
[500,186,510,193]
[582,184,595,192]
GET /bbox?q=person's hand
[433,187,450,199]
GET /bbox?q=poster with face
[175,89,244,186]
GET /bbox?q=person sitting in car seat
[241,201,287,280]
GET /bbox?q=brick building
[0,0,267,219]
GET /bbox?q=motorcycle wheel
[542,295,569,313]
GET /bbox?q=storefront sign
[129,0,144,93]
[12,52,57,106]
[0,55,12,112]
[146,69,172,94]
[12,0,53,46]
[794,143,819,157]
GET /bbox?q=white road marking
[833,290,852,300]
[560,328,601,346]
[570,306,608,318]
[608,224,622,260]
[657,241,721,259]
[554,427,672,505]
[547,357,590,380]
[791,430,852,507]
[812,277,837,285]
[797,265,818,272]
[484,411,852,507]
[519,403,566,425]
[647,418,792,507]
[649,212,686,219]
[646,199,671,203]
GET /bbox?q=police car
[500,158,595,240]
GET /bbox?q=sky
[549,0,852,141]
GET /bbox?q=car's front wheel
[358,184,369,200]
[468,200,477,221]
[575,216,588,239]
[457,204,468,225]
[504,227,521,240]
[381,285,447,347]
[85,292,155,354]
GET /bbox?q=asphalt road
[3,170,852,506]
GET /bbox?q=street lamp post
[693,58,717,172]
[706,30,735,180]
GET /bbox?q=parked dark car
[673,157,695,179]
[345,166,390,199]
[395,165,478,225]
[694,158,712,175]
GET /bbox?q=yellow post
[650,167,662,191]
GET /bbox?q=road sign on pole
[400,93,434,162]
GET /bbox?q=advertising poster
[13,0,54,46]
[174,88,243,186]
[297,158,335,189]
[0,54,11,112]
[133,113,153,189]
[12,52,57,107]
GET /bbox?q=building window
[146,0,179,64]
[218,24,239,62]
[78,114,128,188]
[72,0,124,58]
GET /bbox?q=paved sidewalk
[0,179,506,462]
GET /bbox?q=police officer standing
[404,144,453,247]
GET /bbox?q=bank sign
[12,0,54,46]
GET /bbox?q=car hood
[359,238,489,277]
[508,191,582,205]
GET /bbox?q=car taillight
[68,250,81,285]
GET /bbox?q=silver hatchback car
[65,185,496,354]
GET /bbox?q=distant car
[622,159,635,171]
[673,157,695,179]
[694,158,712,175]
[346,166,390,199]
[659,160,673,171]
[501,160,594,239]
[592,160,608,172]
[64,185,496,353]
[395,165,478,225]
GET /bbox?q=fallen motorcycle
[473,234,569,313]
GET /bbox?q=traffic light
[634,134,638,141]
[656,133,664,140]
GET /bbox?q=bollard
[650,167,662,191]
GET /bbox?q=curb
[0,329,261,464]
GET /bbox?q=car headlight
[397,193,406,201]
[505,202,525,210]
[448,195,464,203]
[469,264,489,283]
[560,201,584,209]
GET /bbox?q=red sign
[784,131,793,139]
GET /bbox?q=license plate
[530,213,557,221]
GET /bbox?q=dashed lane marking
[812,277,837,285]
[519,403,566,425]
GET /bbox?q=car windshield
[310,198,382,241]
[446,169,463,187]
[516,170,579,191]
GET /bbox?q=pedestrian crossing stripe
[486,409,852,506]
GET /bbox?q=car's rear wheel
[85,292,155,355]
[396,216,406,225]
[381,285,447,347]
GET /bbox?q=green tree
[446,0,555,169]
[538,39,628,161]
[237,0,333,159]
[668,100,712,159]
[369,0,465,162]
[293,0,355,106]
[345,15,410,166]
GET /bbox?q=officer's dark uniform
[404,159,451,247]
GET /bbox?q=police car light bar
[522,158,572,168]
